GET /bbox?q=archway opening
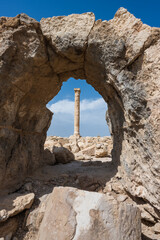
[47,78,110,137]
[44,77,113,165]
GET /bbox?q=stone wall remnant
[0,9,159,212]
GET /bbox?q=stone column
[74,88,81,136]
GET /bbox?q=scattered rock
[70,143,80,153]
[82,146,95,156]
[0,193,35,222]
[43,149,56,165]
[53,146,75,164]
[96,144,102,149]
[75,152,85,160]
[95,148,108,158]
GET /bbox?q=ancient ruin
[0,7,160,239]
[74,88,81,136]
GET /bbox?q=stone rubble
[44,136,113,162]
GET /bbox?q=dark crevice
[0,126,42,136]
[141,233,156,240]
[83,18,96,79]
[5,135,21,168]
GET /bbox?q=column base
[70,133,81,139]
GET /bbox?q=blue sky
[1,0,160,27]
[47,79,109,137]
[1,0,160,137]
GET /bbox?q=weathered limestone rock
[74,88,81,136]
[0,8,160,213]
[95,147,108,158]
[38,187,141,240]
[26,194,50,234]
[154,223,160,234]
[43,149,56,165]
[81,145,95,156]
[70,142,80,153]
[0,193,35,222]
[46,136,113,155]
[53,146,75,164]
[44,136,113,162]
[40,13,95,63]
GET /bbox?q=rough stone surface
[0,193,35,222]
[26,194,50,234]
[0,217,18,239]
[81,145,95,156]
[53,146,75,164]
[154,223,160,234]
[8,158,159,239]
[43,148,56,165]
[95,148,108,158]
[38,187,141,240]
[45,136,113,161]
[0,8,160,214]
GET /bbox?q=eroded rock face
[38,187,141,240]
[0,8,160,212]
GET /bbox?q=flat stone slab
[38,187,141,240]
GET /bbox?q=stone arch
[0,8,160,210]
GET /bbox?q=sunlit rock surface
[0,7,160,219]
[38,187,141,240]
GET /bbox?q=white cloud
[47,98,110,137]
[48,99,74,115]
[47,98,106,114]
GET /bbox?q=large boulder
[43,149,56,165]
[38,187,141,240]
[53,146,75,164]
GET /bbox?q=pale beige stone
[81,145,95,156]
[117,194,128,202]
[95,148,108,158]
[38,187,141,240]
[26,194,50,232]
[139,206,156,224]
[74,88,81,136]
[154,222,160,234]
[0,193,35,222]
